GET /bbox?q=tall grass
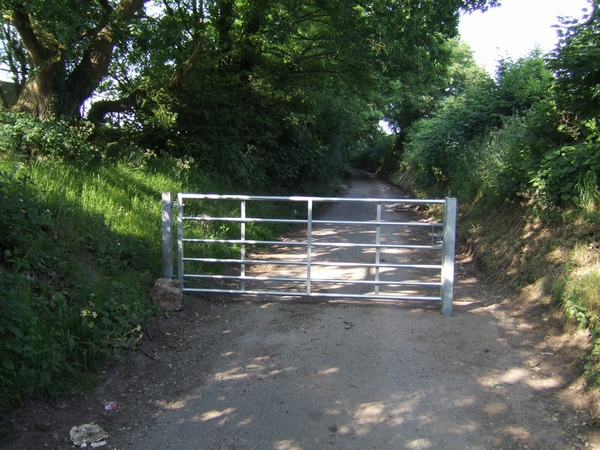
[0,151,306,411]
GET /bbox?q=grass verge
[0,154,306,412]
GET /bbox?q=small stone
[150,278,182,311]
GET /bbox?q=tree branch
[172,39,205,86]
[10,5,55,67]
[64,0,148,115]
[87,91,139,122]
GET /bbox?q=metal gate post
[161,192,174,279]
[375,203,382,295]
[441,197,457,316]
[240,201,246,291]
[306,199,313,295]
[177,193,184,289]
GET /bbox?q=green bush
[531,143,600,205]
[0,112,100,166]
[400,51,557,204]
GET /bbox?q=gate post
[306,199,313,296]
[441,197,457,316]
[161,192,174,279]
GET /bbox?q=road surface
[132,168,593,449]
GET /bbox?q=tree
[495,49,554,116]
[1,0,147,119]
[1,0,501,193]
[548,0,600,138]
[383,39,485,144]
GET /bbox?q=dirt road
[3,168,598,449]
[131,169,599,449]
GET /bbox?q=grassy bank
[0,154,308,411]
[470,202,600,389]
[390,166,600,393]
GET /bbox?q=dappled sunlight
[387,411,418,427]
[502,425,531,441]
[213,356,298,382]
[498,367,530,384]
[479,365,564,392]
[452,299,478,307]
[260,303,276,309]
[273,439,302,450]
[317,367,339,376]
[525,376,564,390]
[331,393,484,445]
[193,407,237,423]
[452,397,476,408]
[252,251,306,261]
[405,438,433,449]
[138,283,579,449]
[214,365,262,381]
[483,402,508,415]
[161,400,187,410]
[353,401,389,435]
[312,229,338,236]
[446,421,480,435]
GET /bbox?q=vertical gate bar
[441,197,457,316]
[161,192,174,279]
[240,201,246,291]
[177,193,185,290]
[375,203,382,295]
[306,199,313,295]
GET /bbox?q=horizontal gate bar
[182,287,443,302]
[183,238,441,250]
[183,273,441,287]
[179,193,445,204]
[182,257,442,270]
[183,216,443,228]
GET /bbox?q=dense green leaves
[549,1,600,127]
[393,1,600,209]
[0,0,501,192]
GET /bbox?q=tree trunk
[63,0,146,117]
[12,68,58,119]
[10,0,147,119]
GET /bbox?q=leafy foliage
[398,50,572,202]
[0,112,101,166]
[1,0,499,192]
[0,170,52,271]
[549,2,600,127]
[390,3,600,388]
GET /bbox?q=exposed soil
[2,168,600,449]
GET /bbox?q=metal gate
[161,193,457,315]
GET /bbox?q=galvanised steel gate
[161,193,457,315]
